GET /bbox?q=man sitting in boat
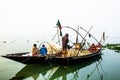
[39,44,47,55]
[31,44,39,56]
[88,43,101,53]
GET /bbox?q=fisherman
[88,43,96,52]
[62,33,69,57]
[31,44,39,56]
[39,44,47,55]
[62,33,69,51]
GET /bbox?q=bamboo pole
[80,26,93,44]
[80,26,99,43]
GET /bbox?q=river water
[0,36,120,80]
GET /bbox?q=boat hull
[1,52,47,64]
[1,50,101,65]
[48,51,101,65]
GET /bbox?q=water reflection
[10,56,104,80]
[86,58,106,80]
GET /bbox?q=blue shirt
[40,47,47,55]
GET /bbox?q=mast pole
[76,26,79,44]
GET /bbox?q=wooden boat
[1,45,102,65]
[1,26,104,65]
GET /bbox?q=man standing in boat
[62,33,69,56]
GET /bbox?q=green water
[0,37,120,80]
[1,49,120,80]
